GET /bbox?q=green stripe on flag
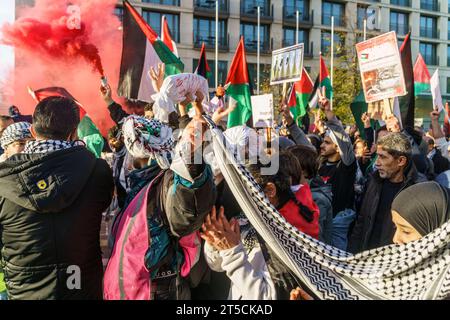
[152,39,184,75]
[414,82,431,96]
[291,92,308,125]
[320,77,333,99]
[226,84,252,128]
[78,115,104,158]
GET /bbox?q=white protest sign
[356,31,406,103]
[270,44,304,85]
[430,69,444,113]
[252,94,274,128]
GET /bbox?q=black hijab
[392,182,450,236]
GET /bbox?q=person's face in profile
[392,210,422,245]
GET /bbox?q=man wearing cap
[0,122,33,162]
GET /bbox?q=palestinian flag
[414,53,431,96]
[309,54,333,107]
[399,32,415,129]
[28,86,104,158]
[161,15,179,57]
[118,0,184,103]
[194,43,212,80]
[225,37,252,128]
[288,67,314,124]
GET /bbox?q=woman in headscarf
[391,181,450,245]
[104,114,216,300]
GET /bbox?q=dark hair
[247,158,314,223]
[375,125,388,142]
[288,145,319,179]
[306,134,322,154]
[33,96,80,140]
[279,151,302,185]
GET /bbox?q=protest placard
[356,31,406,103]
[252,94,274,128]
[270,44,304,85]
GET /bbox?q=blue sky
[0,0,15,86]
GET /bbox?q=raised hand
[317,86,330,112]
[100,84,114,105]
[212,99,237,125]
[385,115,401,133]
[361,112,371,128]
[200,206,241,251]
[281,103,294,127]
[149,63,165,93]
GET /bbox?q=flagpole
[215,0,219,89]
[330,16,334,110]
[257,6,260,95]
[296,10,299,44]
[363,18,367,41]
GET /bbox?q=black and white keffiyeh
[205,115,450,300]
[122,115,174,169]
[0,122,32,149]
[23,140,85,154]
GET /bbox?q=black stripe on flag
[118,3,147,100]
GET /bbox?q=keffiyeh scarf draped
[122,116,174,169]
[23,140,85,154]
[205,116,450,300]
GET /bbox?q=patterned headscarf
[122,115,174,169]
[0,122,32,149]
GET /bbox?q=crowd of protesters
[0,66,449,300]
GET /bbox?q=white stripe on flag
[431,69,444,113]
[137,39,162,103]
[393,97,403,129]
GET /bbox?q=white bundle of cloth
[152,73,210,123]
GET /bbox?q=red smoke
[0,0,123,135]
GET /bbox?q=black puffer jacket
[348,162,427,254]
[0,146,114,300]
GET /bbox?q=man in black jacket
[348,132,427,254]
[0,97,114,300]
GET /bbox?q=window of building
[447,45,450,67]
[142,0,180,6]
[447,77,450,94]
[241,0,271,17]
[391,0,411,6]
[282,27,308,48]
[357,5,368,30]
[283,0,309,21]
[321,31,345,55]
[390,11,409,36]
[420,15,438,38]
[322,1,345,27]
[142,11,179,42]
[192,59,228,88]
[193,17,227,48]
[420,42,437,65]
[421,0,438,11]
[240,23,270,52]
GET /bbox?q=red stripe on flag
[226,37,250,85]
[161,16,174,52]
